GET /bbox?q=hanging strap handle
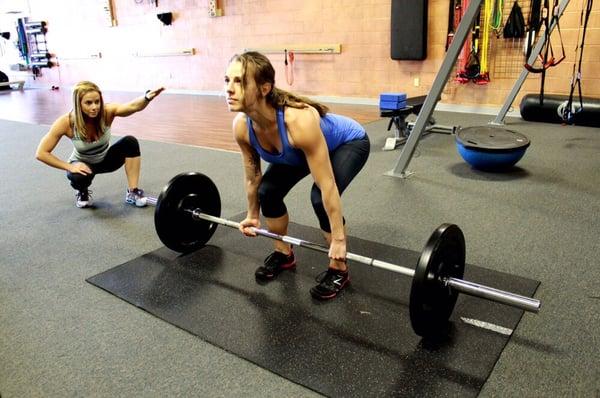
[284,49,294,86]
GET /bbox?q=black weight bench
[381,95,456,151]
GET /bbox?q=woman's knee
[121,135,141,157]
[66,171,93,190]
[311,186,345,233]
[310,189,330,232]
[258,182,287,218]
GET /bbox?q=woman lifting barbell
[225,51,370,300]
[35,81,164,208]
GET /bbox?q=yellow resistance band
[480,0,493,76]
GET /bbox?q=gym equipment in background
[455,126,530,170]
[520,94,600,128]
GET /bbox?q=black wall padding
[391,0,428,60]
[520,94,600,128]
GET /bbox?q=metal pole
[387,0,484,178]
[191,210,541,313]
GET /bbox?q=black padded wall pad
[87,217,540,397]
[391,0,428,60]
[520,93,600,127]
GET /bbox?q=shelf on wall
[132,48,195,57]
[243,44,342,54]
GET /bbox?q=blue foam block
[380,92,407,102]
[379,99,407,110]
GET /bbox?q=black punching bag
[391,0,428,60]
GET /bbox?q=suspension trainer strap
[526,0,542,58]
[524,0,566,104]
[562,0,594,122]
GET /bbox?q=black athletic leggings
[258,135,370,233]
[66,135,141,191]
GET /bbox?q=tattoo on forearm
[250,151,261,177]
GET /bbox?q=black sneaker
[310,268,350,300]
[255,250,296,281]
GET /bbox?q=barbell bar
[185,210,540,313]
[148,172,541,338]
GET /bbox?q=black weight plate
[409,223,465,338]
[154,172,221,253]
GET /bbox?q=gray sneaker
[125,188,147,207]
[75,189,93,208]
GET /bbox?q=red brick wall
[25,0,600,109]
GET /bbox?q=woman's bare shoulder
[285,105,319,127]
[50,112,74,138]
[232,112,250,142]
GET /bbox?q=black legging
[258,135,370,232]
[66,135,141,191]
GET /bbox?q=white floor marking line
[460,317,514,336]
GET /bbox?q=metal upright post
[386,0,483,178]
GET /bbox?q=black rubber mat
[87,218,540,397]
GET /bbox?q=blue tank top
[247,109,365,167]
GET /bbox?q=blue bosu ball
[455,126,530,171]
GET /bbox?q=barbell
[147,172,541,338]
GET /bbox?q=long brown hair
[71,81,106,141]
[230,51,329,117]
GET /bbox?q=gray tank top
[69,124,111,164]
